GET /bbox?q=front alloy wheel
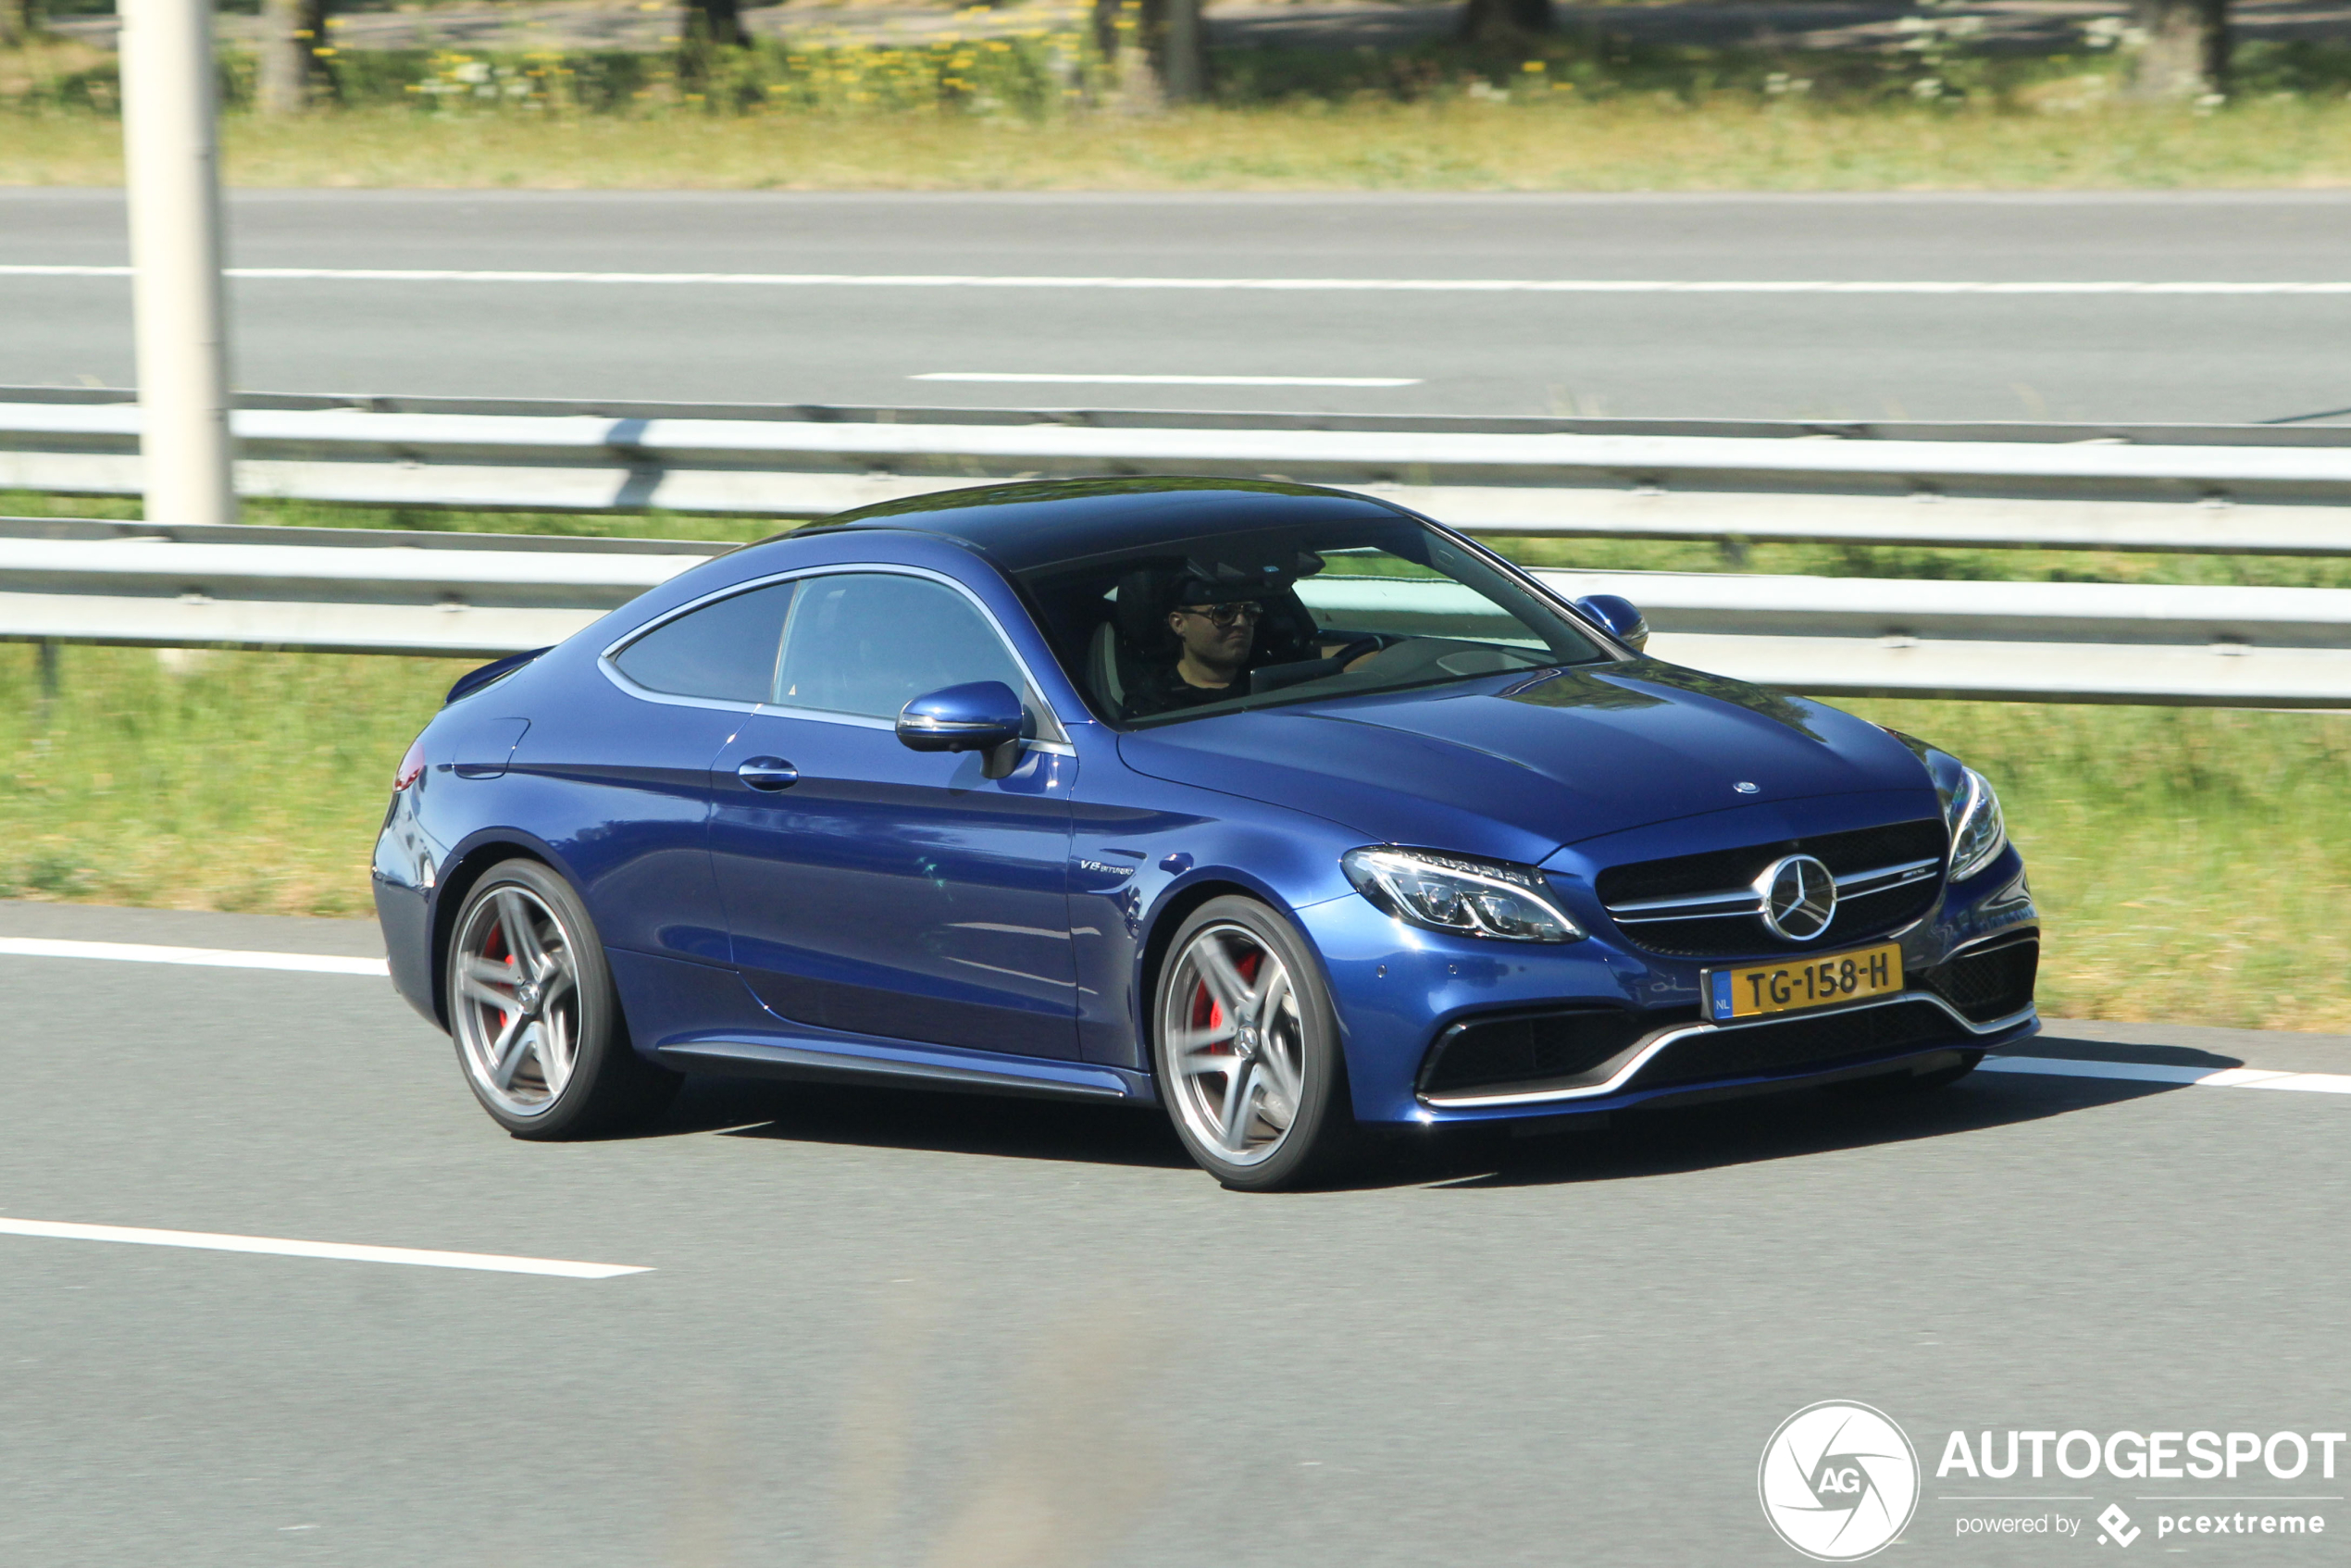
[1154,896,1354,1190]
[446,860,678,1139]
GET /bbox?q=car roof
[804,478,1415,575]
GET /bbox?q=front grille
[1420,1006,1680,1097]
[1629,998,1968,1090]
[1596,818,1948,959]
[1918,934,2039,1023]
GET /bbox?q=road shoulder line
[0,937,390,977]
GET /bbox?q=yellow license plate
[1704,942,1903,1023]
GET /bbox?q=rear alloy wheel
[446,860,678,1139]
[1153,896,1355,1191]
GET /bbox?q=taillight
[392,737,428,792]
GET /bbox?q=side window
[611,580,794,703]
[776,573,1037,723]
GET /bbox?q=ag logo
[1759,1401,1920,1561]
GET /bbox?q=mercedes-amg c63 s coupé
[375,479,2039,1188]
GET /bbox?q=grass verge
[13,93,2351,191]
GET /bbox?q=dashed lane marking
[0,1217,650,1277]
[911,372,1423,386]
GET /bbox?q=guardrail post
[35,639,60,723]
[118,0,237,530]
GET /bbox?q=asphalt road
[2,898,2346,1565]
[7,189,2351,423]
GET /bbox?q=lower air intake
[1918,935,2039,1023]
[1420,1007,1671,1097]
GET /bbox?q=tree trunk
[677,0,749,94]
[2,0,45,47]
[681,0,749,52]
[2126,0,2228,97]
[1090,0,1204,110]
[1460,0,1553,46]
[257,0,330,115]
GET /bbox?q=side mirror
[898,680,1027,779]
[1574,593,1648,654]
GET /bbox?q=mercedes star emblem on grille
[1756,853,1837,940]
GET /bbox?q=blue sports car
[375,479,2038,1189]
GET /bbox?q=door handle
[737,756,799,791]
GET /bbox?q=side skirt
[655,1034,1154,1106]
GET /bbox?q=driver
[1119,566,1382,719]
[1125,584,1267,716]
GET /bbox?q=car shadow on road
[665,1074,1199,1169]
[1414,1061,2205,1191]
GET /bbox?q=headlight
[1946,767,2009,882]
[1342,846,1584,942]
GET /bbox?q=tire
[444,859,679,1139]
[1151,895,1357,1191]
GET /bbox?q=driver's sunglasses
[1178,602,1264,628]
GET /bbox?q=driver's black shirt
[1122,662,1244,720]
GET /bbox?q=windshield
[1014,516,1612,728]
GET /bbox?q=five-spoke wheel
[453,879,582,1119]
[1153,896,1354,1190]
[445,860,678,1139]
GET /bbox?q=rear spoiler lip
[445,646,554,706]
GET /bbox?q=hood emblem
[1734,780,1760,794]
[1755,853,1837,941]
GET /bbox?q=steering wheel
[1331,636,1386,670]
[1344,636,1460,680]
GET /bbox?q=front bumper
[1303,845,2037,1126]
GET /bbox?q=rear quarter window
[610,580,796,703]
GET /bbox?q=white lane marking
[0,937,389,977]
[0,1216,650,1277]
[1983,1054,2351,1094]
[7,265,2351,295]
[912,372,1423,387]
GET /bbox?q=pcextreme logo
[1760,1401,1922,1562]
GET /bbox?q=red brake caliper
[1194,950,1263,1061]
[482,924,512,1029]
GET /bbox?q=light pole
[118,0,236,529]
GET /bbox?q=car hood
[1113,660,1936,865]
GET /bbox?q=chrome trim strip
[901,716,1014,735]
[1836,858,1943,896]
[1420,989,2035,1110]
[1603,855,1943,925]
[1611,891,1761,921]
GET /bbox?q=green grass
[1,492,2345,1030]
[11,94,2351,191]
[16,26,2351,192]
[0,640,466,916]
[1838,699,2351,1032]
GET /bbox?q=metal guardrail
[10,390,2351,554]
[6,516,2348,705]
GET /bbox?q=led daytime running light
[1947,768,2009,882]
[1342,847,1585,943]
